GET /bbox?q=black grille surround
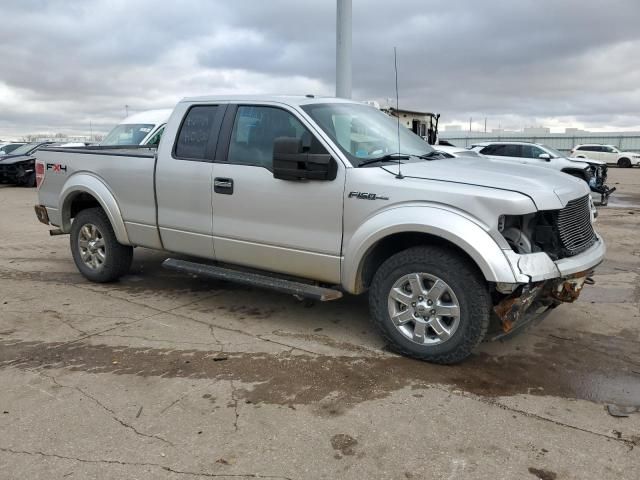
[555,195,597,257]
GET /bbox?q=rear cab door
[155,102,227,258]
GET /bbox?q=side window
[603,146,615,153]
[501,144,522,157]
[479,145,497,155]
[489,144,521,157]
[227,106,327,169]
[146,126,165,146]
[175,105,219,160]
[526,145,545,158]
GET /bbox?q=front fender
[59,173,130,245]
[341,206,518,294]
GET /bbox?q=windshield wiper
[357,153,410,167]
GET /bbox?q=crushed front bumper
[503,235,605,283]
[492,272,593,338]
[493,235,605,337]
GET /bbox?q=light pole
[336,0,352,98]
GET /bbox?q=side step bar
[162,258,343,302]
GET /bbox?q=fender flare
[341,206,518,294]
[59,173,131,245]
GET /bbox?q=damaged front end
[0,158,36,186]
[586,164,615,206]
[491,270,594,340]
[492,193,604,340]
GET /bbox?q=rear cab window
[174,105,222,161]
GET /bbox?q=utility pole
[469,117,472,132]
[125,105,129,117]
[336,0,352,98]
[484,117,487,133]
[90,120,93,141]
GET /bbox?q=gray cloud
[1,0,640,138]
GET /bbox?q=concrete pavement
[1,168,639,479]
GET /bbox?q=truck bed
[37,145,161,249]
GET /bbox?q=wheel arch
[341,207,517,294]
[618,157,631,167]
[59,173,130,245]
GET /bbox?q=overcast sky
[2,0,640,139]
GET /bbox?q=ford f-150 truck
[34,95,605,364]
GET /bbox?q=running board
[162,258,343,302]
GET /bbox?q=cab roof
[180,94,361,107]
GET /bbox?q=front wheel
[70,208,133,283]
[369,246,491,364]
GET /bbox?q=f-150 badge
[348,191,389,200]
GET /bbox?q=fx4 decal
[46,163,67,173]
[348,191,389,201]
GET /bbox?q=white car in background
[470,141,614,205]
[570,144,640,168]
[101,109,172,146]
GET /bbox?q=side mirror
[538,153,552,161]
[273,137,337,181]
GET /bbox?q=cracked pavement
[1,169,639,479]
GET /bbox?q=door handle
[214,177,234,194]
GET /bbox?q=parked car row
[435,141,615,205]
[1,109,171,188]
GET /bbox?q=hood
[0,154,34,164]
[388,157,590,210]
[567,156,606,166]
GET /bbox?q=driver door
[211,104,345,283]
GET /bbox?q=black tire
[70,208,133,283]
[369,246,491,364]
[618,157,632,168]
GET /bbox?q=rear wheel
[618,157,632,168]
[70,208,133,282]
[369,246,491,364]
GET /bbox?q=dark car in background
[0,141,55,187]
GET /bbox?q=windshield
[301,103,434,166]
[101,123,155,145]
[4,143,37,156]
[541,145,566,158]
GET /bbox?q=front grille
[555,195,597,256]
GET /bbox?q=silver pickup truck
[34,95,605,364]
